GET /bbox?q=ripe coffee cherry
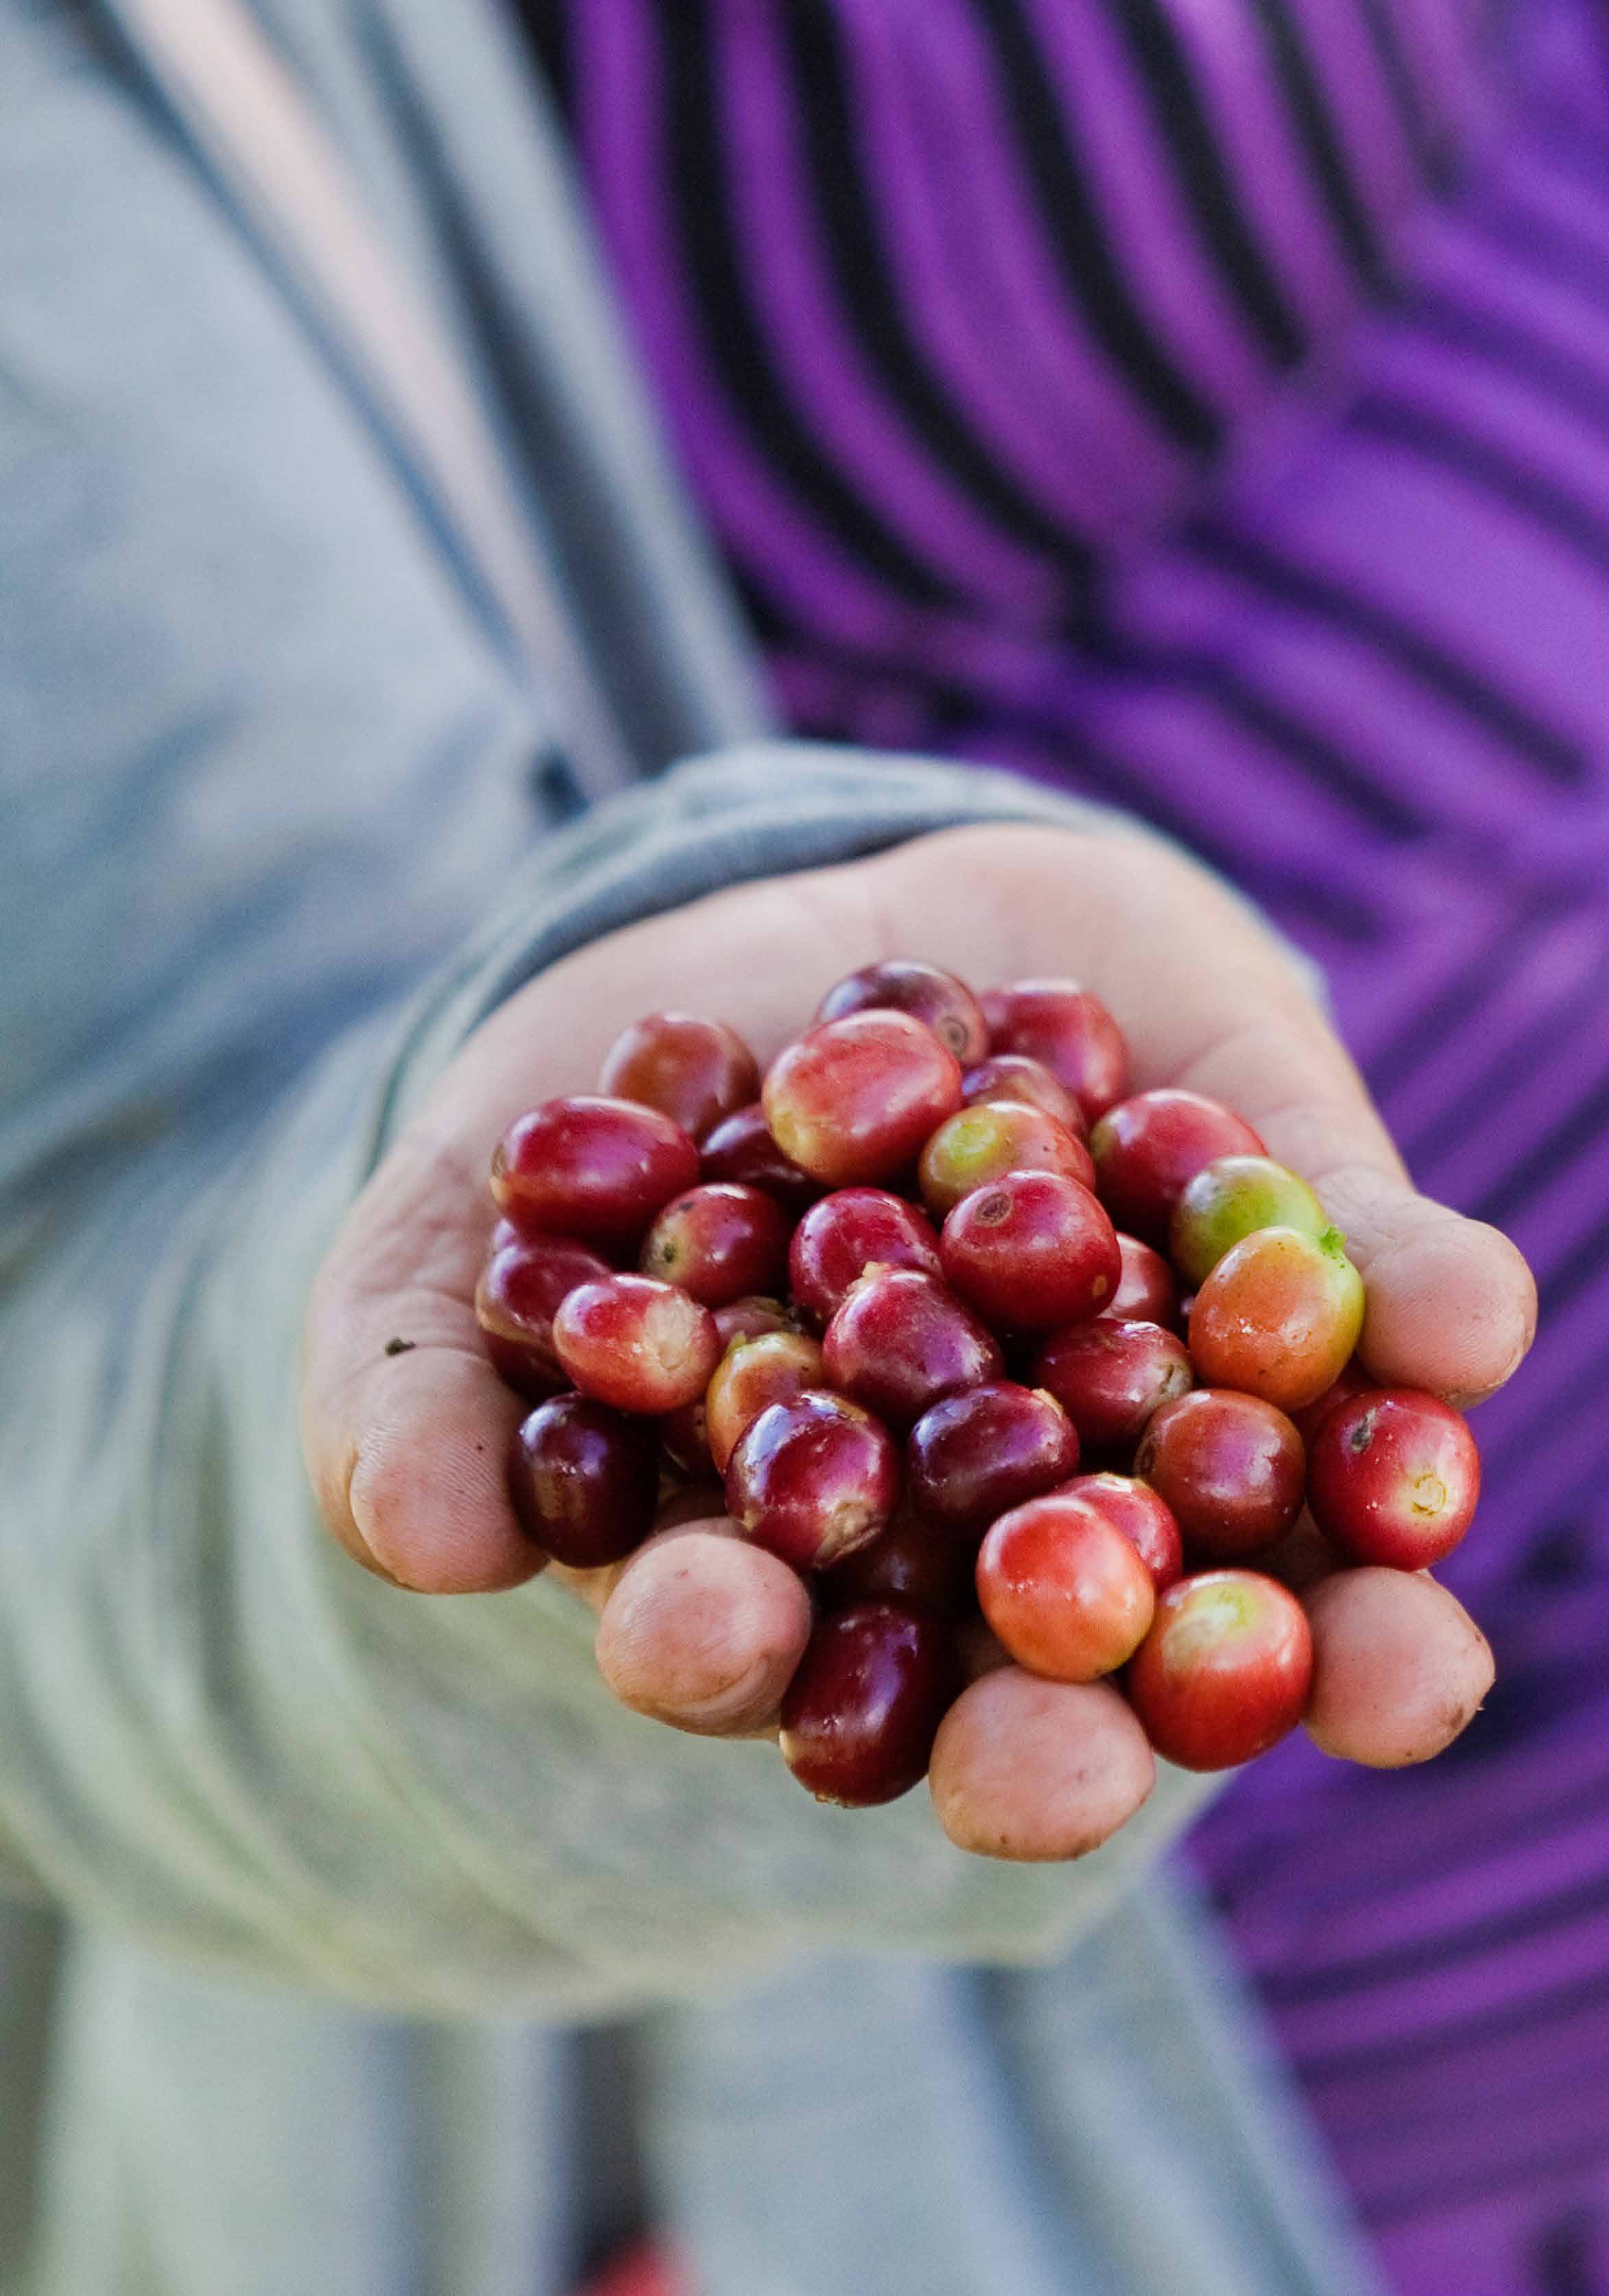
[1124,1570,1313,1770]
[698,1102,822,1217]
[597,1012,759,1141]
[492,1097,699,1245]
[822,1267,1002,1432]
[1189,1226,1366,1413]
[658,1394,713,1479]
[714,1295,796,1349]
[552,1274,720,1413]
[475,1234,610,1399]
[824,1505,977,1618]
[1257,1514,1344,1596]
[1135,1389,1306,1559]
[1089,1090,1265,1245]
[1062,1472,1184,1591]
[816,959,988,1065]
[1104,1234,1180,1328]
[941,1171,1121,1330]
[665,1300,796,1472]
[1034,1318,1193,1455]
[976,1492,1156,1683]
[907,1380,1080,1538]
[726,1391,900,1570]
[1292,1358,1373,1446]
[788,1188,941,1328]
[1307,1390,1481,1568]
[1169,1155,1330,1287]
[506,1394,660,1568]
[763,1012,963,1186]
[705,1328,825,1474]
[917,1101,1095,1217]
[780,1601,960,1806]
[980,979,1128,1121]
[960,1053,1082,1132]
[639,1182,790,1307]
[953,1616,1015,1682]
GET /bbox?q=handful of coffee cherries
[477,962,1481,1809]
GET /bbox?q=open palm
[302,822,1534,1858]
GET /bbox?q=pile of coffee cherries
[477,962,1481,1808]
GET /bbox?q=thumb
[1173,1022,1536,1407]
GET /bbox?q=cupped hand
[301,821,1534,1856]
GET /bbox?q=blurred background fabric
[516,1,1609,2288]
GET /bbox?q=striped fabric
[521,2,1609,2290]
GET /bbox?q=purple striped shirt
[521,2,1609,2288]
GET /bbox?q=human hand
[301,822,1535,1856]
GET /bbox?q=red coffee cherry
[598,1012,759,1141]
[1125,1570,1313,1771]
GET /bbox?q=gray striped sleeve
[0,743,1283,2013]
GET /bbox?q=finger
[301,1126,541,1592]
[928,1670,1155,1861]
[1302,1568,1494,1767]
[551,1496,736,1616]
[1321,1177,1536,1407]
[853,828,1537,1403]
[1147,970,1534,1406]
[307,1339,540,1593]
[595,1529,814,1736]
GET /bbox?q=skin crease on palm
[300,822,1534,1859]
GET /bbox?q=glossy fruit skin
[1062,1473,1184,1591]
[492,1097,700,1245]
[658,1394,713,1478]
[976,1492,1156,1683]
[1124,1569,1313,1770]
[780,1601,961,1806]
[762,1012,963,1186]
[787,1188,941,1328]
[475,1234,611,1399]
[1189,1225,1366,1413]
[714,1295,796,1350]
[597,1012,759,1142]
[960,1053,1082,1132]
[1134,1389,1306,1560]
[980,979,1129,1121]
[506,1394,660,1568]
[705,1329,825,1474]
[1292,1358,1374,1446]
[822,1267,1002,1432]
[1104,1233,1182,1329]
[1088,1090,1266,1245]
[551,1273,721,1414]
[815,959,988,1064]
[917,1101,1095,1217]
[639,1182,791,1307]
[940,1171,1121,1330]
[663,1302,794,1471]
[726,1391,900,1570]
[1033,1317,1193,1456]
[906,1380,1080,1538]
[1169,1154,1330,1287]
[1307,1389,1481,1568]
[824,1505,977,1618]
[698,1102,822,1218]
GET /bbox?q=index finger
[866,825,1538,1404]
